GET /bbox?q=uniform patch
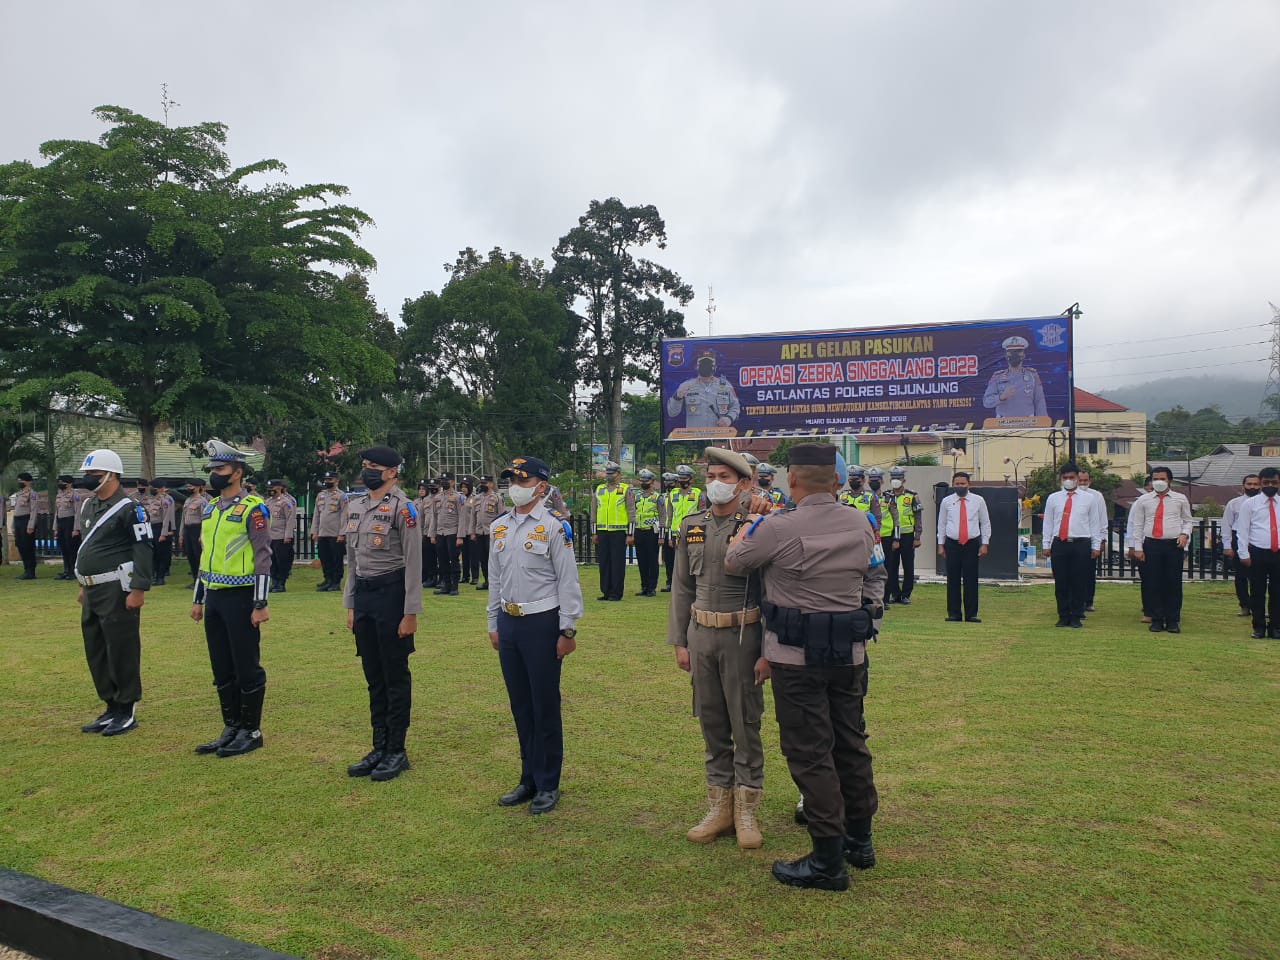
[523,540,533,550]
[685,524,706,545]
[231,503,247,517]
[372,535,384,547]
[370,522,389,534]
[493,525,507,539]
[252,506,268,531]
[401,505,417,528]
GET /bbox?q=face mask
[75,474,108,491]
[326,480,337,487]
[479,484,489,493]
[705,480,739,505]
[1152,480,1169,493]
[362,468,388,490]
[440,481,451,490]
[678,478,690,487]
[953,486,968,497]
[869,479,882,491]
[1062,479,1077,491]
[697,360,715,377]
[209,472,231,492]
[508,483,540,507]
[890,479,903,490]
[641,482,652,490]
[148,488,157,495]
[758,477,771,487]
[850,479,863,490]
[1263,487,1278,498]
[1245,488,1260,497]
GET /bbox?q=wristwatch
[252,600,268,610]
[560,628,577,639]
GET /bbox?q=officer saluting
[190,440,273,758]
[983,335,1048,417]
[488,456,584,815]
[726,443,886,891]
[342,446,422,782]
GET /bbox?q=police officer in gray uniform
[468,475,502,590]
[488,456,584,815]
[311,472,348,592]
[982,335,1048,417]
[343,446,423,782]
[667,351,742,429]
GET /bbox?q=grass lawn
[0,567,1276,960]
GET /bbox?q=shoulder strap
[75,497,136,557]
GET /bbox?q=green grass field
[0,566,1276,960]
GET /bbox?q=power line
[1075,340,1268,365]
[1075,322,1269,351]
[1081,357,1268,381]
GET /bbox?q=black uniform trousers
[1085,550,1099,607]
[460,537,473,582]
[435,536,460,588]
[316,536,344,585]
[203,587,267,696]
[1230,533,1251,610]
[634,529,659,592]
[353,571,414,735]
[270,538,293,582]
[471,534,490,582]
[887,535,916,600]
[596,529,627,599]
[944,537,981,619]
[150,523,172,579]
[1143,538,1184,626]
[1049,537,1091,621]
[421,535,438,584]
[57,517,80,574]
[1135,556,1152,617]
[772,661,877,839]
[662,538,676,586]
[497,608,564,793]
[1247,546,1280,633]
[13,517,36,572]
[184,523,203,582]
[81,582,142,706]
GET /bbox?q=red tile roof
[1074,387,1129,413]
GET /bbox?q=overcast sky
[4,1,1278,395]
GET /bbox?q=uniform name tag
[685,524,706,545]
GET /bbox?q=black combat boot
[315,579,330,592]
[771,836,850,891]
[370,728,409,781]
[347,727,388,777]
[844,817,876,870]
[195,683,241,754]
[217,686,265,757]
[447,583,459,596]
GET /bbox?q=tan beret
[703,446,752,479]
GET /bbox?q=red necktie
[1057,492,1073,540]
[1270,500,1278,551]
[1152,496,1165,538]
[958,498,969,545]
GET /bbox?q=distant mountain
[1089,376,1270,421]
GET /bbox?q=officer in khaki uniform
[343,446,422,782]
[468,475,502,590]
[667,447,767,849]
[416,480,440,589]
[12,472,40,579]
[726,443,886,891]
[311,472,348,592]
[267,479,296,593]
[145,480,176,586]
[179,478,210,588]
[429,472,466,595]
[54,475,85,580]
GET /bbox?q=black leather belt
[355,569,404,588]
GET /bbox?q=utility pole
[706,286,716,337]
[1261,302,1280,419]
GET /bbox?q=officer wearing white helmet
[663,465,703,592]
[632,468,663,596]
[983,335,1047,418]
[755,462,789,509]
[589,460,636,601]
[73,448,154,737]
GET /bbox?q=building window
[1075,439,1099,455]
[1107,438,1131,455]
[947,437,967,452]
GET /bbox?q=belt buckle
[504,602,522,617]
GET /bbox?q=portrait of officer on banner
[666,348,741,438]
[982,335,1049,425]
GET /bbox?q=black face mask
[1263,486,1278,498]
[479,484,489,493]
[1245,488,1261,497]
[362,468,389,491]
[759,478,771,487]
[850,479,863,490]
[641,482,652,490]
[953,486,969,497]
[678,479,691,487]
[697,360,715,377]
[74,475,103,491]
[148,488,157,495]
[440,481,451,490]
[209,472,231,492]
[326,480,337,488]
[869,479,882,491]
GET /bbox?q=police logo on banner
[666,343,685,367]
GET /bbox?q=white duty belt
[500,597,559,617]
[77,562,135,590]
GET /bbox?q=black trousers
[597,529,627,599]
[1230,534,1251,609]
[184,523,202,582]
[353,572,414,734]
[662,539,676,585]
[460,537,473,581]
[1143,538,1184,625]
[887,535,917,599]
[435,536,460,587]
[421,536,438,582]
[497,609,563,792]
[203,587,266,695]
[270,539,294,582]
[81,582,142,706]
[772,661,877,840]
[150,523,172,578]
[13,518,37,571]
[1135,557,1152,616]
[316,535,344,585]
[1085,550,1098,606]
[1247,547,1280,632]
[944,538,981,619]
[1050,538,1091,620]
[57,517,80,574]
[634,529,659,592]
[471,534,490,582]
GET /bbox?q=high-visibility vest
[634,491,660,529]
[666,488,702,533]
[840,490,877,515]
[595,483,630,528]
[199,493,268,587]
[889,491,918,534]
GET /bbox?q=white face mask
[705,480,740,505]
[1152,480,1169,493]
[508,483,541,507]
[890,479,903,490]
[1062,479,1078,492]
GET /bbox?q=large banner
[661,316,1072,439]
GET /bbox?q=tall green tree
[552,198,692,461]
[0,106,393,478]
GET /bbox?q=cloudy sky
[4,1,1278,395]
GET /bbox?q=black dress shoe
[315,582,330,592]
[597,595,610,601]
[370,752,409,781]
[1149,621,1166,633]
[195,725,239,755]
[15,572,36,580]
[635,590,648,596]
[945,616,962,622]
[1069,619,1083,628]
[771,837,849,891]
[101,706,137,737]
[433,586,449,595]
[1165,622,1181,634]
[1055,619,1070,627]
[529,789,560,814]
[897,597,911,605]
[660,585,672,592]
[498,783,536,807]
[348,750,385,777]
[216,728,264,757]
[447,586,459,596]
[965,617,982,623]
[477,582,488,591]
[1251,629,1267,639]
[1270,628,1280,640]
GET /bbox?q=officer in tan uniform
[468,475,502,590]
[54,475,86,580]
[179,478,210,588]
[144,479,176,586]
[726,442,886,891]
[429,472,466,595]
[311,472,349,592]
[416,480,440,589]
[266,479,296,593]
[343,446,423,782]
[667,447,767,850]
[12,472,41,579]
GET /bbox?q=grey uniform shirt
[667,376,742,427]
[725,492,886,667]
[56,487,85,531]
[982,365,1048,417]
[486,504,584,632]
[469,491,503,535]
[312,487,349,538]
[268,494,296,541]
[75,490,154,589]
[13,487,38,531]
[665,509,757,648]
[182,492,210,528]
[431,490,467,538]
[342,486,423,615]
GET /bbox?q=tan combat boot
[734,785,763,849]
[686,785,735,843]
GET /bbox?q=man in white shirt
[1126,477,1154,623]
[1041,463,1106,628]
[1076,470,1109,613]
[1234,466,1280,640]
[1127,467,1194,633]
[1221,474,1261,618]
[936,472,991,623]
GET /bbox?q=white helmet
[79,449,124,475]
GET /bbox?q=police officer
[266,479,296,593]
[668,447,767,849]
[590,461,636,601]
[312,472,349,592]
[12,472,39,579]
[883,466,922,604]
[469,475,502,590]
[725,443,886,891]
[54,474,85,580]
[1222,475,1262,617]
[1076,469,1108,612]
[145,479,176,586]
[838,465,882,526]
[667,350,741,430]
[1042,463,1106,629]
[343,446,422,782]
[1128,467,1193,633]
[429,472,466,595]
[73,449,154,737]
[416,480,440,589]
[937,472,991,622]
[1235,466,1280,639]
[190,440,272,757]
[631,469,664,597]
[755,463,789,509]
[180,478,211,589]
[661,465,702,592]
[983,335,1048,417]
[457,478,476,584]
[487,456,583,815]
[541,483,569,514]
